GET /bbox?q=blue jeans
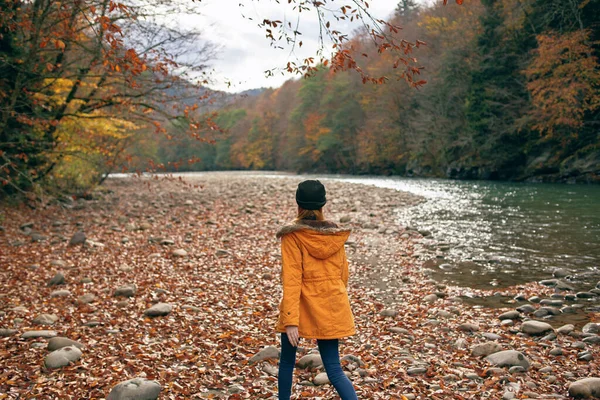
[278,333,358,400]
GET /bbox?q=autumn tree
[524,29,600,141]
[0,0,215,196]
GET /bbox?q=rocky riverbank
[0,172,598,399]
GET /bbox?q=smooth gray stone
[77,293,96,304]
[379,309,398,317]
[522,321,553,335]
[143,303,172,317]
[499,311,521,320]
[517,305,536,314]
[549,347,563,356]
[576,292,598,299]
[114,285,136,297]
[458,323,479,332]
[553,269,571,278]
[172,249,187,257]
[407,367,427,375]
[341,354,364,366]
[47,337,85,351]
[483,332,502,340]
[44,346,82,369]
[423,294,438,303]
[540,299,563,307]
[297,354,323,369]
[471,342,502,357]
[485,350,530,370]
[262,364,278,376]
[540,279,559,287]
[583,335,600,345]
[50,290,71,297]
[583,323,599,334]
[388,327,410,334]
[313,372,330,385]
[107,378,162,400]
[0,328,18,337]
[568,378,600,399]
[557,324,575,335]
[33,314,59,326]
[21,330,57,339]
[69,231,86,246]
[48,272,65,286]
[249,346,280,364]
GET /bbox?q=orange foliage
[299,113,331,162]
[524,29,600,139]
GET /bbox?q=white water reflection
[331,176,600,289]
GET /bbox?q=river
[337,176,600,291]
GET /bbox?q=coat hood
[276,220,351,260]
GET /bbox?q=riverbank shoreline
[0,173,598,399]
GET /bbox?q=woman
[275,179,358,400]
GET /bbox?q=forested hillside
[157,0,600,182]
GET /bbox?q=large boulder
[485,350,530,370]
[107,378,161,400]
[568,378,600,399]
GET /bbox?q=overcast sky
[187,0,403,93]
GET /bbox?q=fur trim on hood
[276,219,351,239]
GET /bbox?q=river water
[336,176,600,291]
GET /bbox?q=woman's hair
[295,208,324,222]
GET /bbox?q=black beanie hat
[296,180,326,210]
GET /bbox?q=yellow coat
[276,220,356,340]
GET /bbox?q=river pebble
[47,272,65,286]
[297,354,323,369]
[44,346,82,369]
[143,303,172,317]
[248,346,279,364]
[521,321,553,335]
[107,377,161,400]
[114,284,136,297]
[498,311,520,320]
[568,378,600,398]
[471,342,502,357]
[485,350,530,370]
